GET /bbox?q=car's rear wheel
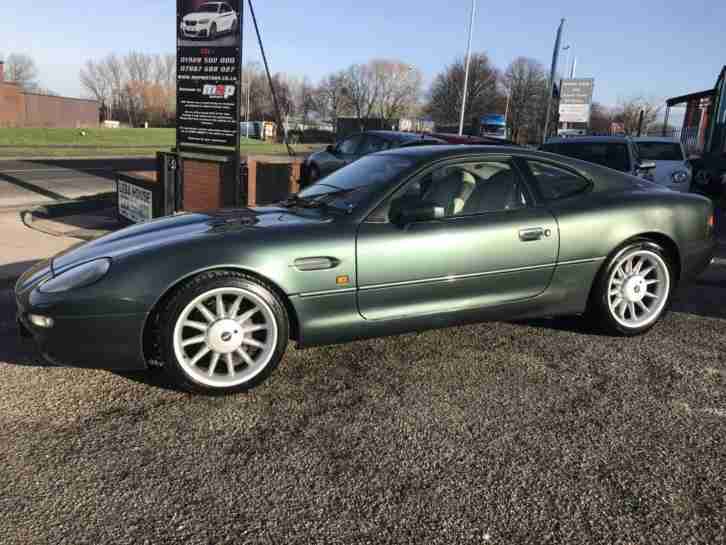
[160,271,288,394]
[588,241,673,336]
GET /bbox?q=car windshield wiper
[278,194,326,209]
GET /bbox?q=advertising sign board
[559,78,595,124]
[177,0,242,153]
[118,180,153,224]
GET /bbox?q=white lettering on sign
[118,180,153,223]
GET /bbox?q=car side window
[358,135,390,155]
[388,161,530,221]
[338,135,362,155]
[526,161,591,201]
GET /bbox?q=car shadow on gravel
[111,369,191,394]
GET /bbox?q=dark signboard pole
[177,0,242,205]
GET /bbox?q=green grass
[0,128,318,158]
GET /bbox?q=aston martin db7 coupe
[16,145,715,394]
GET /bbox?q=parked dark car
[16,145,715,394]
[542,136,658,180]
[302,130,444,184]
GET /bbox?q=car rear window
[543,142,631,172]
[636,142,684,161]
[526,161,591,201]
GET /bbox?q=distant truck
[475,114,509,140]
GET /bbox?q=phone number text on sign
[118,180,153,224]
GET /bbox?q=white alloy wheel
[172,287,278,388]
[606,249,671,329]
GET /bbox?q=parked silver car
[633,137,692,193]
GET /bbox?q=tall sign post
[176,0,243,210]
[558,78,595,126]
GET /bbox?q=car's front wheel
[160,271,289,394]
[209,23,217,40]
[588,241,673,336]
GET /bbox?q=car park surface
[2,262,726,543]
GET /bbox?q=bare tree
[4,53,39,91]
[426,53,501,126]
[372,60,422,121]
[502,57,548,142]
[80,59,113,119]
[316,71,350,127]
[590,102,614,135]
[343,63,380,126]
[612,96,662,135]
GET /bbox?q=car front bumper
[14,261,148,372]
[180,24,211,38]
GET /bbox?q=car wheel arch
[141,266,301,367]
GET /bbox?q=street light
[562,44,571,79]
[458,0,476,136]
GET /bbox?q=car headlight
[198,18,210,24]
[672,171,689,184]
[39,259,111,294]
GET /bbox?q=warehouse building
[0,61,99,128]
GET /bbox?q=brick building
[0,61,99,128]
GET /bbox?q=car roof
[379,144,526,162]
[360,130,431,142]
[631,137,681,143]
[545,136,632,144]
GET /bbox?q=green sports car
[15,145,716,394]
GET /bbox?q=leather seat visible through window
[460,170,521,215]
[423,169,478,216]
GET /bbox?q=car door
[356,156,559,321]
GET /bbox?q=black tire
[587,240,674,337]
[159,271,289,395]
[209,23,217,40]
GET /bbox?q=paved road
[0,158,156,209]
[1,263,725,544]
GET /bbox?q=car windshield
[197,4,219,12]
[636,142,684,161]
[543,142,631,172]
[297,155,415,211]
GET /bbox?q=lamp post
[458,0,476,136]
[542,18,565,145]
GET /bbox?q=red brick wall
[23,94,98,128]
[0,83,99,128]
[183,160,223,212]
[0,82,24,128]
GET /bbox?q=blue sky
[2,0,724,108]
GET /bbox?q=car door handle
[519,227,546,242]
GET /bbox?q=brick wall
[183,160,223,212]
[23,93,99,128]
[0,82,24,127]
[0,83,99,128]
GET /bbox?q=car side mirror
[393,202,445,225]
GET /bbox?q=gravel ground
[2,268,726,545]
